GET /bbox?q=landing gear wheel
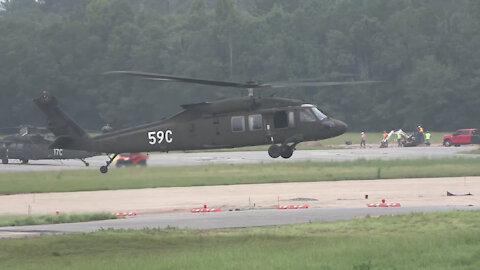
[280,145,294,159]
[2,158,7,164]
[100,153,118,174]
[268,144,281,158]
[80,158,89,167]
[21,159,29,164]
[100,166,108,174]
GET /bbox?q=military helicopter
[34,71,378,173]
[0,125,98,166]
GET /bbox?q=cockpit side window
[311,107,327,121]
[300,109,316,122]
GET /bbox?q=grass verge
[0,210,479,270]
[0,157,479,194]
[191,131,448,151]
[0,213,118,227]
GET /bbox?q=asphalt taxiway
[0,145,478,172]
[0,205,478,238]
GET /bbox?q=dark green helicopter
[35,71,377,173]
[0,125,97,166]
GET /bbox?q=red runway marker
[190,208,221,213]
[277,204,309,209]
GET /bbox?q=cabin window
[273,111,288,129]
[300,109,316,122]
[248,114,263,131]
[231,116,245,132]
[288,112,295,127]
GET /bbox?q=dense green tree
[0,0,479,132]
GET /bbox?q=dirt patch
[0,177,478,216]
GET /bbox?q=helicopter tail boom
[34,91,93,151]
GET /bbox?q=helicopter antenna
[105,71,383,96]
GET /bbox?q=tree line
[1,0,479,132]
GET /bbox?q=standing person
[360,132,366,148]
[397,132,403,147]
[417,125,424,144]
[424,131,431,146]
[382,131,388,147]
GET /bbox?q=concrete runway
[0,145,478,172]
[0,205,478,238]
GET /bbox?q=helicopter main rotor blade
[106,71,383,91]
[105,71,262,88]
[266,80,383,88]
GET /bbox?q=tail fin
[34,91,92,150]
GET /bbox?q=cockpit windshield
[311,107,327,121]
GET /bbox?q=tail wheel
[268,144,281,158]
[443,139,452,147]
[280,145,294,159]
[100,154,118,174]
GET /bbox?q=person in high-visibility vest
[382,131,388,147]
[417,125,425,143]
[425,131,431,146]
[397,132,403,147]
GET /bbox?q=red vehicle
[115,153,148,167]
[442,129,480,147]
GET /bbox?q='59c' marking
[147,130,173,145]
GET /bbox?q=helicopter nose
[324,119,348,136]
[335,119,348,134]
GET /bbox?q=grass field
[202,131,447,152]
[0,210,478,270]
[0,157,478,194]
[0,213,117,227]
